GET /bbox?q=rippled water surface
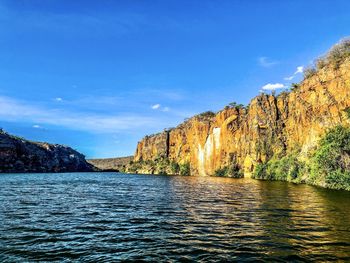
[1,173,350,262]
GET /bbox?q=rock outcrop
[88,156,133,172]
[0,130,95,173]
[130,40,350,177]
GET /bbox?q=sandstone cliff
[129,40,350,178]
[0,130,95,173]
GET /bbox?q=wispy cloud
[32,124,47,130]
[54,97,63,102]
[295,66,304,74]
[261,83,285,91]
[151,104,161,110]
[151,104,171,112]
[258,57,279,68]
[284,65,304,81]
[0,96,160,133]
[284,76,294,81]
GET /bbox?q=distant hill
[0,129,95,173]
[87,156,133,172]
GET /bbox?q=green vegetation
[309,125,350,190]
[126,157,191,176]
[179,162,191,176]
[214,164,243,178]
[196,111,216,120]
[303,67,317,79]
[252,151,304,183]
[343,107,350,119]
[253,125,350,191]
[290,83,300,91]
[228,102,245,110]
[318,38,350,69]
[170,162,180,174]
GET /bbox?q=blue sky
[0,0,350,158]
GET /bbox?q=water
[0,173,350,262]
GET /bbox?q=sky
[0,0,350,158]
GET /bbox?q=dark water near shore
[1,173,350,262]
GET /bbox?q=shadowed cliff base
[87,156,133,172]
[125,38,350,191]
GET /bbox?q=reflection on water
[0,173,349,261]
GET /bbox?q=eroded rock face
[133,57,350,176]
[0,131,95,173]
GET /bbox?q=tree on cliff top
[228,102,245,109]
[195,111,216,120]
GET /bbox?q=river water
[0,173,350,262]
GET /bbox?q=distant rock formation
[87,156,133,172]
[0,130,95,173]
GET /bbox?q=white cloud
[0,96,159,134]
[162,107,170,112]
[295,66,304,74]
[151,104,160,110]
[33,124,41,129]
[284,76,294,81]
[284,65,304,81]
[55,97,63,102]
[151,104,170,112]
[261,83,285,91]
[258,57,278,68]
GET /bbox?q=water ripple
[0,173,350,262]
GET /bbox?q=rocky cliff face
[131,48,350,177]
[0,130,95,173]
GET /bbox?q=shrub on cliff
[303,38,350,81]
[309,125,350,190]
[214,164,243,178]
[305,38,350,81]
[228,102,245,110]
[303,67,317,79]
[343,107,350,120]
[322,38,350,69]
[253,125,350,190]
[179,162,191,176]
[196,111,216,120]
[252,152,304,183]
[290,83,300,91]
[170,162,180,174]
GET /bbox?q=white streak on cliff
[204,134,213,161]
[213,127,221,150]
[197,144,206,176]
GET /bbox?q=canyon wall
[131,56,350,176]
